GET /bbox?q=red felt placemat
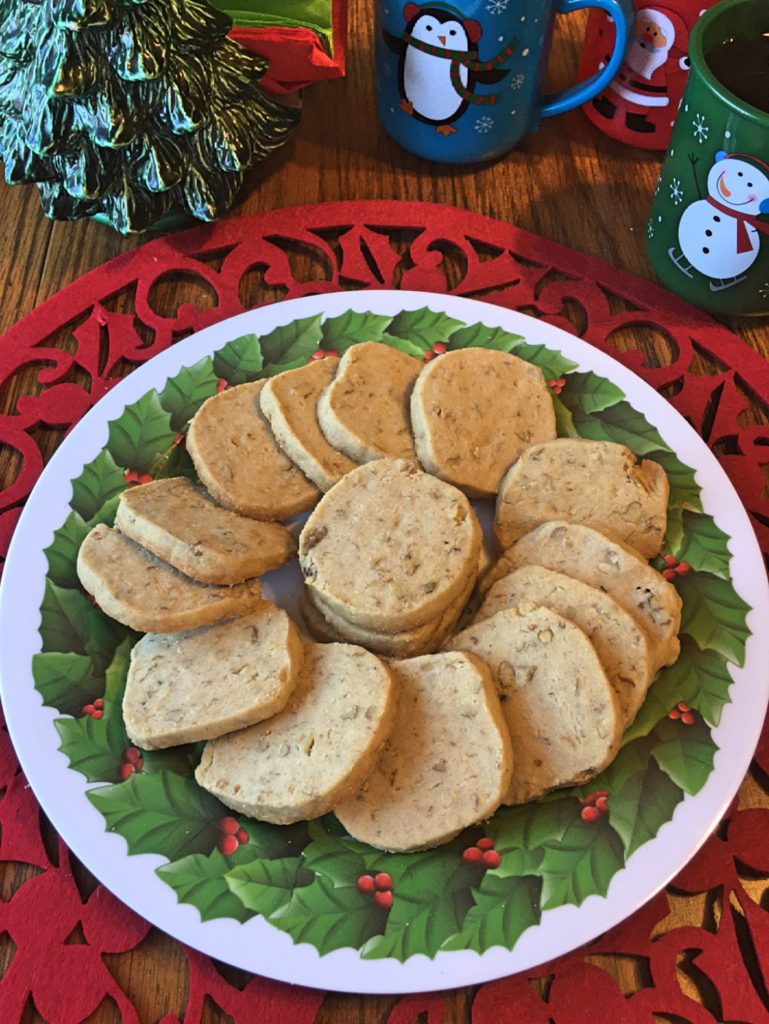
[1,201,768,1022]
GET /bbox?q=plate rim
[2,289,768,994]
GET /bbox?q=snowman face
[411,14,469,50]
[707,157,769,215]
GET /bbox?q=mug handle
[538,0,633,119]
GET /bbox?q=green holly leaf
[32,651,102,716]
[44,510,90,589]
[558,371,625,414]
[260,315,323,374]
[140,742,207,777]
[672,512,733,578]
[159,356,219,429]
[677,573,751,667]
[446,323,524,352]
[651,714,716,796]
[87,494,122,529]
[381,333,425,359]
[552,394,578,438]
[70,450,127,521]
[570,400,671,456]
[594,736,684,857]
[270,873,386,954]
[623,636,734,745]
[226,856,314,919]
[538,814,625,909]
[299,822,372,884]
[321,311,392,352]
[240,819,311,860]
[106,391,176,473]
[507,342,577,381]
[88,769,225,860]
[663,506,685,556]
[212,333,264,385]
[441,873,542,953]
[40,580,125,672]
[54,637,132,783]
[157,846,262,923]
[647,450,703,512]
[149,442,198,482]
[361,838,481,960]
[386,307,464,351]
[488,795,577,874]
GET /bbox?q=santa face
[409,13,470,50]
[625,7,677,79]
[706,157,769,216]
[636,14,670,50]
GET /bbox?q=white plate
[1,291,767,994]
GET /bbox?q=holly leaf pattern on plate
[44,510,90,589]
[260,314,323,374]
[557,370,625,415]
[270,874,387,954]
[596,736,684,857]
[623,636,734,744]
[69,450,127,521]
[212,333,264,385]
[386,307,464,351]
[321,311,392,352]
[158,356,219,429]
[650,714,717,796]
[552,394,577,438]
[54,637,132,783]
[226,856,314,919]
[677,572,751,667]
[88,769,225,860]
[569,399,670,456]
[106,391,176,473]
[32,651,102,716]
[507,341,577,381]
[488,799,576,877]
[157,846,262,923]
[672,511,733,578]
[446,323,523,352]
[538,814,625,910]
[380,332,425,359]
[646,450,703,513]
[441,873,542,954]
[40,581,124,673]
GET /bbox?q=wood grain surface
[0,2,768,1023]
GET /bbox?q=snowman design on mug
[668,151,769,291]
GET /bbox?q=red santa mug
[578,1,717,149]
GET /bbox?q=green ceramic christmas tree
[0,0,299,233]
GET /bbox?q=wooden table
[1,3,768,1022]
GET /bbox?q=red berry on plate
[422,351,434,363]
[374,890,393,910]
[482,849,501,869]
[677,561,691,575]
[216,378,229,393]
[218,835,239,856]
[668,708,681,719]
[432,342,446,354]
[124,746,141,763]
[677,702,690,712]
[681,711,696,725]
[595,790,609,798]
[82,704,94,716]
[134,758,143,771]
[326,350,339,358]
[119,763,135,780]
[595,795,609,813]
[663,554,678,566]
[581,805,601,823]
[357,874,375,894]
[374,872,393,891]
[662,568,677,581]
[309,350,325,361]
[91,709,103,720]
[476,837,494,851]
[123,469,139,483]
[236,828,248,845]
[218,816,240,835]
[462,846,483,864]
[94,698,104,709]
[581,791,598,805]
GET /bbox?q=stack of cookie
[298,459,482,657]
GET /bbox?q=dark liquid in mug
[706,33,769,113]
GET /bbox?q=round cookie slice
[475,565,654,727]
[77,525,262,633]
[335,651,513,852]
[115,476,296,584]
[123,603,304,749]
[259,357,358,491]
[494,438,669,557]
[410,347,557,498]
[316,341,421,462]
[195,642,397,825]
[446,606,623,805]
[299,459,482,632]
[481,521,682,671]
[187,379,320,520]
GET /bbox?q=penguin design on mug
[383,3,517,135]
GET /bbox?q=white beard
[626,38,669,80]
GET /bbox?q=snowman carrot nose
[718,174,732,198]
[438,34,446,44]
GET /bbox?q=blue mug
[375,0,633,163]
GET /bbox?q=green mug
[645,0,769,315]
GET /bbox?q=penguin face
[707,157,769,214]
[410,11,470,50]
